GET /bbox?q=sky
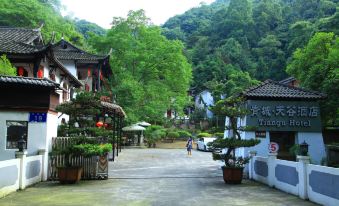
[60,0,215,28]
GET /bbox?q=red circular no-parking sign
[269,142,279,153]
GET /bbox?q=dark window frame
[6,121,28,149]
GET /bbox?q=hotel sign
[246,100,322,132]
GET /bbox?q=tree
[209,97,260,169]
[0,0,84,45]
[0,55,16,76]
[89,10,192,123]
[286,32,339,126]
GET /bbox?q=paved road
[0,148,317,206]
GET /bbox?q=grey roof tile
[0,27,45,54]
[0,75,59,88]
[242,80,326,100]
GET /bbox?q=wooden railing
[48,137,108,180]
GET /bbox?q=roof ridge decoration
[241,79,326,100]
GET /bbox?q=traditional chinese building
[226,80,327,164]
[0,26,83,106]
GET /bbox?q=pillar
[38,149,47,181]
[248,151,257,179]
[15,151,27,190]
[268,152,277,187]
[297,155,310,199]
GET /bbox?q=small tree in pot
[54,92,113,183]
[209,96,260,184]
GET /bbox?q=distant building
[194,90,214,119]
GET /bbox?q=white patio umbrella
[137,121,151,127]
[122,124,146,131]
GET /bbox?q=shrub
[167,131,180,139]
[197,132,212,138]
[178,130,192,138]
[214,132,224,138]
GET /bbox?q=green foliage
[74,19,106,39]
[289,144,300,156]
[54,91,113,161]
[0,0,85,46]
[286,32,339,126]
[0,55,16,76]
[162,0,339,99]
[144,125,166,147]
[89,10,192,123]
[212,154,250,168]
[209,138,260,149]
[178,130,192,139]
[197,132,212,138]
[167,131,180,139]
[214,132,224,138]
[72,143,112,157]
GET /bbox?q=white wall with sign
[0,111,57,162]
[228,99,326,165]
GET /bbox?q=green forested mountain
[162,0,339,97]
[74,19,107,39]
[0,0,107,47]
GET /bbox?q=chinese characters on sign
[246,100,322,132]
[250,105,319,118]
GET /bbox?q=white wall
[0,111,57,161]
[297,132,326,164]
[60,60,77,78]
[195,90,214,118]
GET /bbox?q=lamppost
[17,135,26,152]
[299,141,309,156]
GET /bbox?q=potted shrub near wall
[54,92,113,183]
[209,96,260,184]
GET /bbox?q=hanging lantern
[96,121,104,128]
[85,84,90,92]
[18,67,25,76]
[37,67,44,78]
[87,68,91,77]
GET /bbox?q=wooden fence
[48,137,108,180]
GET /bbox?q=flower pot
[221,166,244,184]
[57,166,83,184]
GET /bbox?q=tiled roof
[53,40,106,61]
[279,77,296,85]
[0,27,45,54]
[241,80,326,100]
[0,75,59,88]
[101,101,126,117]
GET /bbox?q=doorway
[269,131,296,161]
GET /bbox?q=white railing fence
[0,150,45,198]
[249,152,339,206]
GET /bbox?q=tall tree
[286,32,339,126]
[89,10,192,122]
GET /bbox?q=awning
[122,124,146,131]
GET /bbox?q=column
[15,151,27,190]
[268,152,277,187]
[248,151,257,180]
[297,155,310,199]
[38,149,47,181]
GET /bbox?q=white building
[225,80,327,165]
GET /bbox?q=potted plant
[54,92,113,183]
[209,96,260,184]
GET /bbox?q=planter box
[57,166,83,184]
[222,166,244,184]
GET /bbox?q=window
[6,121,28,149]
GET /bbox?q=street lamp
[17,135,26,152]
[299,141,309,156]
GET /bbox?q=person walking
[186,137,193,156]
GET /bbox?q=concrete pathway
[0,149,318,206]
